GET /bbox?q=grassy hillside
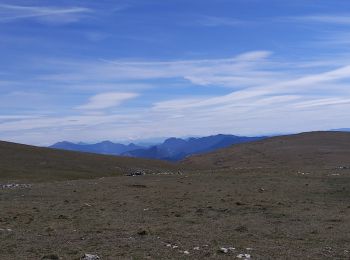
[0,141,179,182]
[183,131,350,169]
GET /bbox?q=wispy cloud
[38,51,278,89]
[296,15,350,25]
[288,14,350,48]
[0,4,92,24]
[153,65,350,112]
[77,92,139,110]
[3,50,350,144]
[294,98,350,109]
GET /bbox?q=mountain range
[123,134,266,161]
[50,141,142,156]
[50,134,266,161]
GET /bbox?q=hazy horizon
[2,0,350,145]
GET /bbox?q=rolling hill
[183,131,350,169]
[0,141,178,182]
[3,131,350,182]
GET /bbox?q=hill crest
[183,131,350,169]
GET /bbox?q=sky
[1,0,350,145]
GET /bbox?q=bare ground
[1,167,349,259]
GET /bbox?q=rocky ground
[1,167,349,259]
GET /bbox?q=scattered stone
[0,228,13,232]
[323,246,333,252]
[151,171,183,176]
[237,253,251,259]
[258,188,265,193]
[126,170,146,177]
[1,183,31,189]
[335,166,350,170]
[297,171,311,175]
[166,243,179,249]
[81,254,100,260]
[219,247,229,254]
[193,246,200,250]
[219,247,235,254]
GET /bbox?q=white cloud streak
[39,51,279,89]
[0,4,92,24]
[2,50,350,144]
[77,92,139,110]
[296,15,350,25]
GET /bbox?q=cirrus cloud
[0,4,92,24]
[77,92,139,110]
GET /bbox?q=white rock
[220,247,229,253]
[237,253,251,259]
[193,246,200,250]
[1,183,31,189]
[183,250,190,255]
[0,228,12,232]
[81,253,100,260]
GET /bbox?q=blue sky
[2,0,350,145]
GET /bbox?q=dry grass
[0,141,179,182]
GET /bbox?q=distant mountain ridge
[123,134,266,161]
[331,128,350,132]
[50,141,142,156]
[50,134,266,161]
